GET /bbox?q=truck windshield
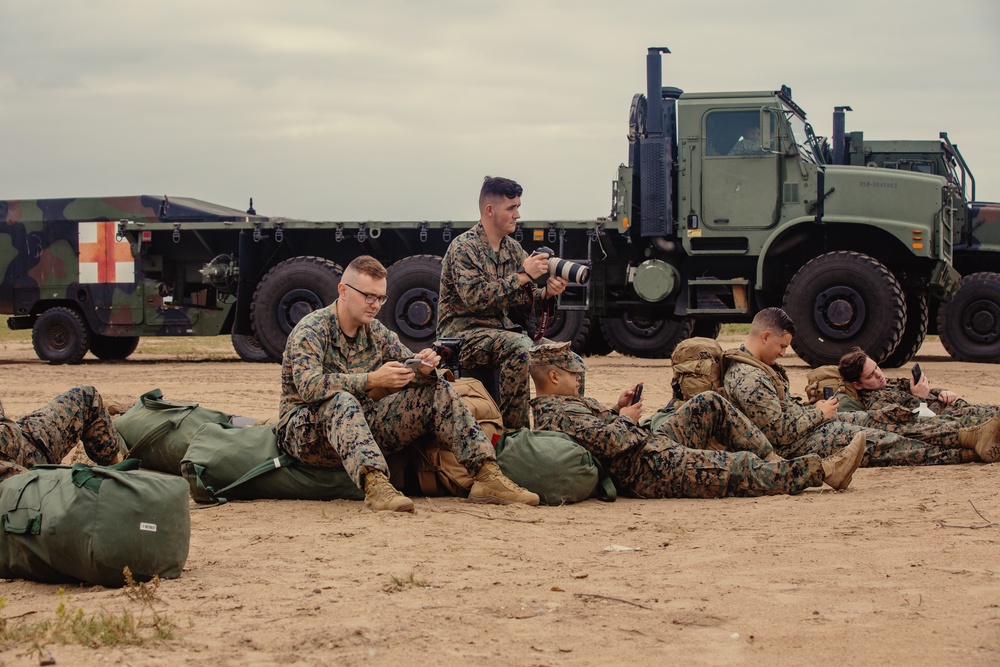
[783,103,824,165]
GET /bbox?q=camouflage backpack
[804,365,860,404]
[671,337,725,401]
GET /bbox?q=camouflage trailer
[1,47,966,367]
[829,107,1000,363]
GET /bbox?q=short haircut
[529,364,556,388]
[344,255,387,280]
[749,307,796,337]
[838,347,868,384]
[479,176,523,210]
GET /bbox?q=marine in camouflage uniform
[528,343,864,497]
[0,386,123,482]
[438,176,575,430]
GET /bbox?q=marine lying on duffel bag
[114,388,233,475]
[181,422,363,504]
[670,337,725,401]
[0,459,190,587]
[496,429,616,505]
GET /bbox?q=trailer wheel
[232,332,274,363]
[378,255,442,352]
[251,256,343,360]
[880,291,928,368]
[783,251,905,368]
[32,307,91,365]
[89,334,140,361]
[534,309,590,352]
[599,313,693,358]
[937,271,1000,363]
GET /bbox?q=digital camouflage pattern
[854,378,997,427]
[0,386,123,481]
[724,346,970,466]
[438,222,548,430]
[529,392,825,498]
[278,302,495,487]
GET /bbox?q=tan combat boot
[468,461,540,506]
[821,432,866,491]
[958,413,1000,463]
[363,470,415,512]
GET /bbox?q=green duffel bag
[180,422,364,503]
[115,388,233,475]
[496,429,616,505]
[0,459,190,587]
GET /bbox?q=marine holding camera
[528,246,590,285]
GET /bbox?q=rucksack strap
[722,350,787,404]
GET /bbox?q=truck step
[686,278,750,314]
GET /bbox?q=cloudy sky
[2,1,998,222]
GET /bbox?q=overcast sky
[2,1,998,222]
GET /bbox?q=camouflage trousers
[779,418,966,467]
[835,410,965,448]
[654,391,775,459]
[618,439,824,499]
[277,377,496,488]
[458,328,585,430]
[933,400,997,427]
[0,386,123,482]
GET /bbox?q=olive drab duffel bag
[114,388,234,475]
[0,459,190,587]
[496,429,616,505]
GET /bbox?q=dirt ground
[1,333,999,666]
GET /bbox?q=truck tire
[580,317,613,357]
[231,332,274,363]
[32,307,91,365]
[880,291,928,368]
[599,313,693,358]
[783,251,906,368]
[88,334,140,361]
[536,309,590,352]
[378,255,442,352]
[937,271,1000,363]
[251,256,343,360]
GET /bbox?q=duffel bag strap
[194,454,299,505]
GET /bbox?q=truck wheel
[580,317,613,357]
[937,271,1000,363]
[231,332,274,363]
[783,251,905,368]
[537,309,590,352]
[251,256,343,360]
[880,292,928,368]
[89,334,140,361]
[691,320,722,339]
[377,255,442,352]
[599,313,693,358]
[32,307,91,365]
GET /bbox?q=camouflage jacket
[858,378,951,412]
[723,345,826,446]
[529,394,646,471]
[279,302,432,419]
[437,222,543,336]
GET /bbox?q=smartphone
[911,363,922,384]
[403,358,424,369]
[631,383,644,405]
[823,386,834,400]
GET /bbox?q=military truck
[828,108,999,363]
[1,47,961,367]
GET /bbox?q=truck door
[77,220,144,325]
[701,110,780,230]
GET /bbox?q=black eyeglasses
[344,283,388,305]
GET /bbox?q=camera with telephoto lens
[530,246,590,285]
[432,337,463,372]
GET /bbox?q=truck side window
[706,111,768,157]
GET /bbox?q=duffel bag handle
[139,388,201,412]
[3,512,42,535]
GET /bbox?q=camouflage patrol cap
[529,341,587,373]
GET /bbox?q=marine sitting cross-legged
[723,307,1000,467]
[1,386,125,482]
[528,342,865,498]
[276,255,539,512]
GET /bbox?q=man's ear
[851,380,863,391]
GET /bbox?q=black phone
[911,363,922,384]
[823,386,834,400]
[631,383,644,405]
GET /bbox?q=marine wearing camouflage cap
[528,341,587,373]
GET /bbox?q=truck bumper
[929,261,961,301]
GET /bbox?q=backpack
[114,388,233,475]
[804,365,860,404]
[495,429,616,505]
[0,459,190,587]
[671,337,724,401]
[449,376,504,445]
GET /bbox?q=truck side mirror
[759,109,774,153]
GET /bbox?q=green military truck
[1,47,961,367]
[829,108,999,363]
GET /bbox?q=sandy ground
[1,333,999,666]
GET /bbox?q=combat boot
[958,413,1000,463]
[468,461,540,506]
[821,432,866,491]
[363,470,415,512]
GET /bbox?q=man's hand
[909,375,931,399]
[936,390,959,405]
[412,348,441,376]
[616,384,642,410]
[816,397,839,420]
[542,276,569,299]
[619,401,643,422]
[521,253,550,280]
[367,362,415,390]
